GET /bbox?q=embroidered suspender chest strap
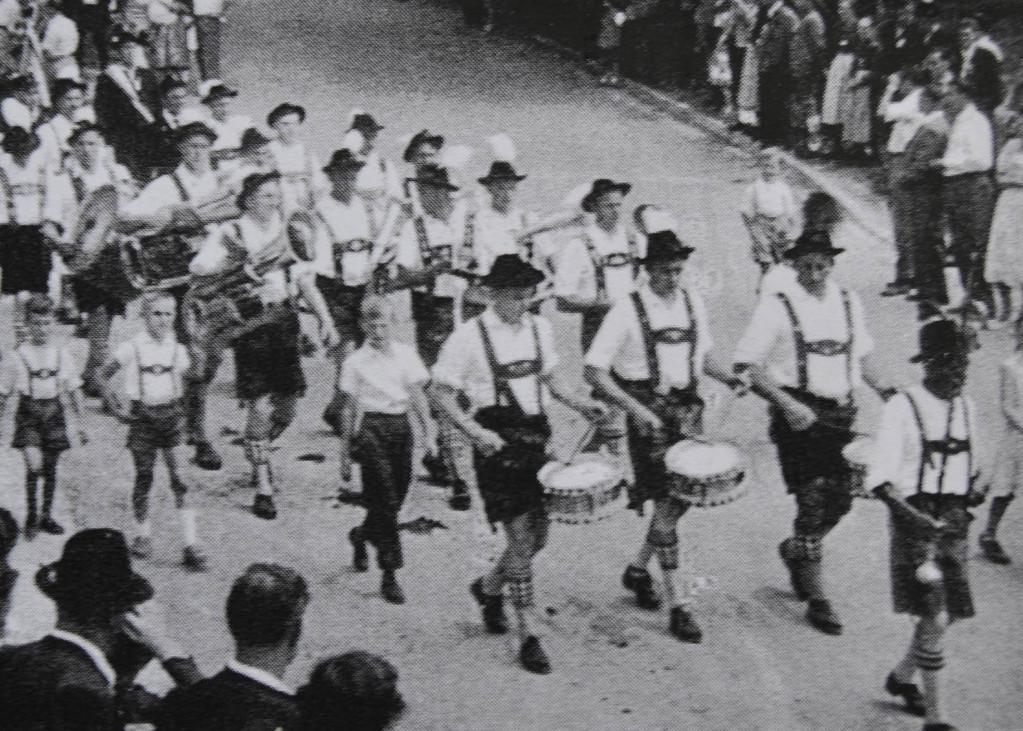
[135,341,180,400]
[170,172,190,203]
[19,349,61,399]
[903,392,971,497]
[630,291,698,390]
[460,210,476,270]
[476,317,544,413]
[776,289,854,393]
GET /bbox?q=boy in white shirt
[741,147,798,278]
[99,292,208,572]
[339,296,434,605]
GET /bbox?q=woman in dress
[985,115,1023,326]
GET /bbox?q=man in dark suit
[0,529,201,730]
[957,14,1004,114]
[94,28,160,182]
[757,0,800,147]
[157,564,309,731]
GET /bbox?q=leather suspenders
[476,316,544,413]
[903,392,972,497]
[630,290,697,391]
[776,289,854,394]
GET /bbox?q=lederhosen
[471,316,552,525]
[67,172,129,317]
[579,230,640,351]
[127,341,186,453]
[11,349,71,452]
[315,201,376,344]
[0,162,51,295]
[890,392,975,620]
[410,215,457,368]
[768,290,858,493]
[615,291,704,508]
[224,221,307,401]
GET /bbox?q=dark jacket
[94,68,160,181]
[960,44,1004,113]
[158,667,301,731]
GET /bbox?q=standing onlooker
[723,0,758,118]
[788,0,825,154]
[297,652,405,731]
[756,0,799,147]
[741,146,798,277]
[957,14,1004,115]
[984,116,1023,327]
[839,2,881,159]
[193,0,226,80]
[67,0,114,70]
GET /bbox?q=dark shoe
[37,516,65,535]
[350,528,369,572]
[422,453,452,486]
[922,724,958,731]
[253,494,277,520]
[322,408,342,435]
[193,441,223,471]
[669,606,703,643]
[448,483,471,511]
[381,572,406,604]
[182,545,209,572]
[23,515,38,541]
[519,635,551,674]
[885,672,926,716]
[130,535,152,559]
[779,540,808,601]
[979,533,1011,565]
[470,578,509,635]
[881,282,912,297]
[806,598,843,635]
[622,566,662,610]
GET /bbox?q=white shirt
[469,206,537,275]
[114,330,189,404]
[432,309,560,415]
[190,214,291,304]
[49,630,117,689]
[205,112,253,152]
[742,177,797,219]
[733,280,874,400]
[340,342,429,415]
[354,150,402,206]
[758,262,799,299]
[269,139,325,211]
[310,195,375,284]
[41,13,79,58]
[1,97,38,130]
[865,385,979,498]
[0,343,80,399]
[942,103,994,177]
[37,114,75,163]
[554,223,641,303]
[226,659,294,696]
[584,285,712,390]
[0,149,66,225]
[121,164,219,217]
[393,206,469,299]
[192,0,225,16]
[885,87,924,154]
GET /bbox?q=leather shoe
[253,494,277,520]
[779,539,808,601]
[979,533,1011,565]
[622,566,661,610]
[37,516,65,535]
[193,441,223,471]
[182,545,209,572]
[381,572,406,604]
[806,598,843,635]
[470,578,509,634]
[350,528,369,572]
[519,635,551,674]
[669,606,703,643]
[422,453,452,486]
[885,672,925,716]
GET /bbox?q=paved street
[3,0,1022,728]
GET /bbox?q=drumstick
[560,422,597,465]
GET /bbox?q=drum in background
[122,232,197,291]
[539,456,626,525]
[665,440,748,507]
[842,437,875,499]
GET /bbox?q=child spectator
[741,147,798,278]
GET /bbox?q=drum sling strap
[903,391,971,498]
[630,290,697,392]
[134,340,180,402]
[170,172,190,203]
[776,289,854,395]
[580,229,640,297]
[476,316,544,414]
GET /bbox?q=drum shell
[76,243,140,303]
[842,439,874,499]
[123,233,197,291]
[539,459,626,525]
[664,441,749,508]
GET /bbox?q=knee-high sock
[41,453,59,518]
[984,495,1014,537]
[24,471,39,521]
[179,507,198,546]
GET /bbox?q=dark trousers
[354,413,413,570]
[888,156,915,284]
[727,42,746,105]
[758,66,792,146]
[906,181,946,310]
[943,173,996,310]
[411,291,454,368]
[194,16,222,80]
[75,6,110,69]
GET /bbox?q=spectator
[756,0,799,147]
[158,563,310,730]
[36,78,87,164]
[789,0,826,154]
[984,114,1023,327]
[193,0,226,79]
[39,0,80,85]
[297,652,406,731]
[67,0,115,70]
[722,0,758,118]
[957,14,1004,115]
[839,1,880,159]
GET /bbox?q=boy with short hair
[99,292,208,571]
[0,294,86,539]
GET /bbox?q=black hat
[2,127,41,155]
[108,26,147,47]
[238,126,272,153]
[783,230,845,260]
[175,121,218,145]
[350,113,384,133]
[68,122,104,146]
[322,148,366,174]
[642,230,694,265]
[36,529,153,616]
[403,129,444,162]
[159,76,188,97]
[481,254,546,289]
[200,80,238,103]
[478,161,526,185]
[237,171,282,209]
[581,178,632,213]
[409,164,458,191]
[910,318,974,363]
[4,74,34,95]
[267,103,305,127]
[51,78,85,101]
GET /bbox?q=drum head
[665,440,740,479]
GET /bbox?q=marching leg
[980,494,1014,565]
[82,304,112,397]
[130,448,158,558]
[501,509,551,674]
[162,446,208,571]
[21,448,41,541]
[246,397,277,520]
[37,450,64,535]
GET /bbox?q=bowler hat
[36,529,153,616]
[581,178,631,213]
[237,171,282,209]
[175,121,218,145]
[2,126,41,155]
[910,319,974,363]
[403,129,444,162]
[350,113,384,133]
[783,230,845,260]
[322,148,365,174]
[267,103,306,127]
[409,164,458,191]
[478,161,526,185]
[481,254,545,289]
[239,127,272,153]
[642,230,694,265]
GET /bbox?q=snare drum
[538,457,626,525]
[842,437,875,499]
[122,232,197,291]
[664,440,748,507]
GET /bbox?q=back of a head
[802,191,842,236]
[298,651,405,731]
[227,563,308,648]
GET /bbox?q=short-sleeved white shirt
[469,206,537,275]
[393,206,469,299]
[742,177,797,219]
[0,343,81,399]
[121,164,219,217]
[310,195,375,284]
[432,308,560,415]
[340,342,429,415]
[553,223,641,303]
[190,214,291,304]
[113,331,190,405]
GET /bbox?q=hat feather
[439,144,473,170]
[487,133,516,163]
[342,129,365,153]
[563,182,592,211]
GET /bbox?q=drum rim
[664,438,745,477]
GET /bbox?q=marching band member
[431,254,605,674]
[402,129,444,176]
[99,291,209,572]
[585,231,741,643]
[311,148,381,434]
[153,77,205,175]
[0,127,68,343]
[865,319,987,731]
[344,111,401,219]
[189,172,339,520]
[0,294,87,540]
[223,126,276,190]
[36,79,87,165]
[733,231,893,636]
[267,102,325,212]
[199,80,253,169]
